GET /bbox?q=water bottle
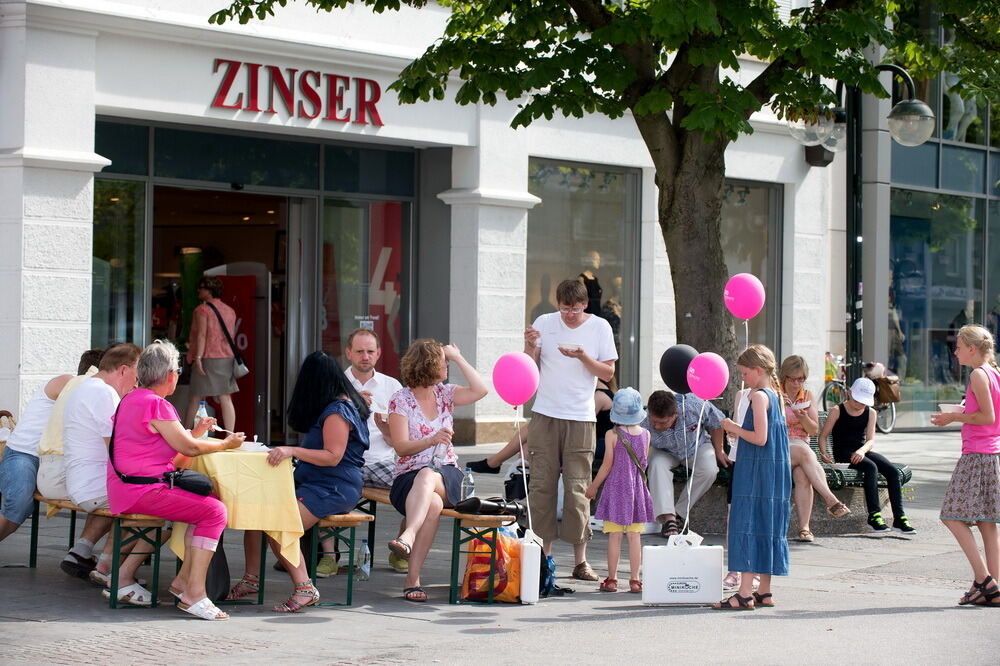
[195,401,209,439]
[356,539,371,581]
[461,466,476,500]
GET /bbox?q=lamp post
[796,65,935,383]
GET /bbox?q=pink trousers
[127,485,227,551]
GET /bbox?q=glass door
[320,199,410,378]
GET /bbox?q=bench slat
[362,486,515,526]
[33,492,164,524]
[318,511,374,528]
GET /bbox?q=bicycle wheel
[876,403,896,434]
[822,381,845,411]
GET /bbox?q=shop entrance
[151,186,291,444]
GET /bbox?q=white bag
[642,532,723,605]
[519,529,542,605]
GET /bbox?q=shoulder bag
[613,426,648,486]
[205,301,250,379]
[109,400,214,497]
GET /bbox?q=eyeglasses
[787,376,807,382]
[172,367,183,375]
[558,307,586,315]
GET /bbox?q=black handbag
[109,401,214,497]
[453,496,526,519]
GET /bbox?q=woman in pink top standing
[108,340,244,620]
[186,276,240,432]
[931,325,1000,606]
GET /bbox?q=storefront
[1,0,837,440]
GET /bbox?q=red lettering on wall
[209,59,385,126]
[323,74,351,122]
[266,65,298,115]
[245,62,263,113]
[210,59,243,110]
[355,78,384,126]
[298,70,322,119]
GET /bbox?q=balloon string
[514,406,534,534]
[683,401,708,535]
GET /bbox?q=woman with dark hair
[386,339,488,602]
[186,275,240,432]
[226,350,370,613]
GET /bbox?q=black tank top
[830,404,870,462]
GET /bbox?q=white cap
[849,377,876,407]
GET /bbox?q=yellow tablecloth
[168,451,303,567]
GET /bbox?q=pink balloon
[687,352,730,401]
[492,352,540,406]
[724,273,766,320]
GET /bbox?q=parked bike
[820,356,898,434]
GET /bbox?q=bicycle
[820,357,897,434]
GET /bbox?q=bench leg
[110,520,122,609]
[109,520,161,609]
[68,510,77,549]
[29,499,39,568]
[450,522,500,605]
[257,531,267,606]
[354,498,378,564]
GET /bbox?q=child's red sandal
[599,577,618,592]
[628,579,642,593]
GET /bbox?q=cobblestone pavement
[2,430,998,664]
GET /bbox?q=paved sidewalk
[2,428,998,664]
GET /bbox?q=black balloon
[660,344,698,394]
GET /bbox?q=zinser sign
[211,59,384,126]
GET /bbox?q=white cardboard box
[642,534,723,605]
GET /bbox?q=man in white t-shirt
[60,343,141,580]
[524,279,617,582]
[342,328,407,574]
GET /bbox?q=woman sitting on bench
[386,339,488,602]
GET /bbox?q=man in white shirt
[60,343,141,579]
[524,279,617,582]
[342,328,406,574]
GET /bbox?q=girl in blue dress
[716,344,791,610]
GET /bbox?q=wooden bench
[356,487,514,604]
[307,511,375,607]
[30,493,166,609]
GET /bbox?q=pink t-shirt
[388,383,458,479]
[187,299,237,362]
[962,365,1000,455]
[106,389,181,514]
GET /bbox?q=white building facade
[1,0,850,442]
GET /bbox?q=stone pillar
[0,6,108,412]
[439,103,539,444]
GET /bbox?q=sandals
[388,538,412,561]
[60,551,97,580]
[89,569,146,588]
[629,579,642,593]
[403,586,427,602]
[796,529,815,543]
[960,575,1000,607]
[599,577,618,592]
[827,501,851,518]
[660,519,680,539]
[179,597,229,621]
[101,582,153,607]
[752,591,775,607]
[722,572,740,589]
[713,593,755,610]
[273,581,320,613]
[572,561,599,581]
[225,573,260,601]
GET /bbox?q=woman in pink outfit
[107,340,244,621]
[931,325,1000,607]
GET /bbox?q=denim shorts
[0,447,40,525]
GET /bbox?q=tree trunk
[657,135,740,407]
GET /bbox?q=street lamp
[796,64,935,382]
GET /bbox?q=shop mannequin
[579,251,602,315]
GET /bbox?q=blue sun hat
[610,387,646,426]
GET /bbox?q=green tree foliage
[210,0,997,380]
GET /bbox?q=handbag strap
[205,301,243,362]
[108,398,162,486]
[614,426,648,486]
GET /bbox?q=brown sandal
[273,581,320,613]
[599,577,618,592]
[827,501,851,518]
[629,579,642,593]
[752,591,775,607]
[713,593,755,610]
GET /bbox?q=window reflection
[92,180,146,348]
[890,189,984,425]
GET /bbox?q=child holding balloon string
[716,345,791,610]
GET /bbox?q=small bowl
[938,404,964,414]
[792,401,811,411]
[557,343,582,352]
